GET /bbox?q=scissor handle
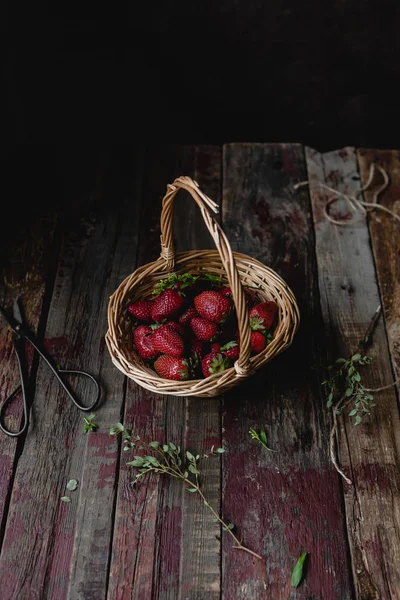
[0,336,30,437]
[0,385,29,437]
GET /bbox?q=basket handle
[159,176,253,377]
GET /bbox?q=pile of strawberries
[127,273,277,381]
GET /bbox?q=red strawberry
[152,324,184,358]
[220,286,256,305]
[133,325,158,359]
[211,342,222,353]
[201,352,231,378]
[220,286,234,299]
[128,299,153,323]
[191,317,218,341]
[179,306,198,326]
[154,355,190,381]
[151,289,185,322]
[220,341,240,361]
[249,301,278,332]
[189,338,208,361]
[166,321,185,336]
[251,331,267,354]
[194,291,232,324]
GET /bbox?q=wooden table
[0,145,399,600]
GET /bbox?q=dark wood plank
[0,212,58,544]
[306,146,400,600]
[107,145,223,600]
[0,152,142,600]
[221,143,353,599]
[357,149,400,380]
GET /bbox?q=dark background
[3,1,400,221]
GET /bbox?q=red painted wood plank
[107,145,223,600]
[0,152,142,600]
[221,143,353,599]
[0,212,58,543]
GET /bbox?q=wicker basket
[106,176,300,397]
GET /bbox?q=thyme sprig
[109,425,262,560]
[322,353,375,424]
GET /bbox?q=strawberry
[220,286,256,305]
[190,338,208,360]
[154,355,190,381]
[211,342,222,353]
[191,317,218,341]
[220,341,240,361]
[166,321,185,336]
[152,324,184,358]
[151,289,185,323]
[249,301,278,332]
[194,291,232,324]
[220,286,233,299]
[179,306,198,326]
[133,325,158,360]
[202,352,231,378]
[251,331,267,354]
[127,299,153,323]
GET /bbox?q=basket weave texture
[106,176,300,397]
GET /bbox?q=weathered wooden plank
[0,212,58,544]
[306,146,400,600]
[107,145,223,600]
[357,148,400,379]
[0,152,141,600]
[221,143,353,599]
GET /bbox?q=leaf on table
[291,552,308,588]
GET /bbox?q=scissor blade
[12,300,24,325]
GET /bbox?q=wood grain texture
[221,144,353,599]
[306,146,400,600]
[0,155,141,600]
[0,212,58,543]
[357,148,400,379]
[107,145,223,600]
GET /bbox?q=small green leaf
[189,464,200,475]
[186,451,194,461]
[223,523,235,531]
[345,387,354,397]
[216,447,225,454]
[291,552,308,588]
[186,487,197,493]
[149,441,160,449]
[169,442,176,451]
[335,358,346,364]
[109,427,118,435]
[353,372,361,382]
[355,415,362,425]
[87,413,96,421]
[66,479,78,491]
[348,409,358,417]
[351,353,361,361]
[163,445,169,452]
[61,496,71,503]
[127,458,145,467]
[259,430,268,445]
[117,423,125,432]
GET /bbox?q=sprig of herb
[322,353,375,424]
[291,552,308,588]
[152,273,199,296]
[109,426,261,560]
[109,423,137,451]
[83,413,98,433]
[67,479,78,491]
[249,428,275,452]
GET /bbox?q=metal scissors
[0,299,101,437]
